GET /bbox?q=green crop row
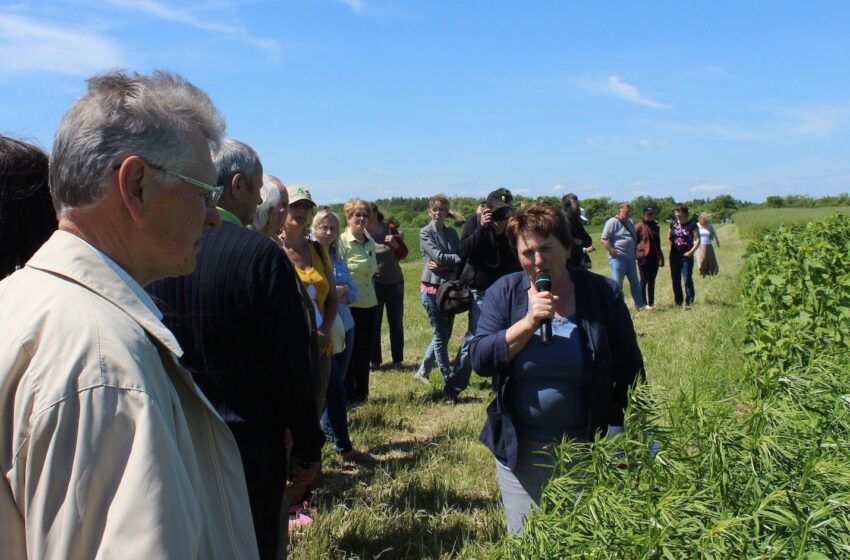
[508,214,850,559]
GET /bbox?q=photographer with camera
[453,188,522,392]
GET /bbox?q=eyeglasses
[144,161,223,209]
[352,212,369,219]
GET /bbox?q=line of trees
[330,193,849,230]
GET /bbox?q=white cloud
[552,184,564,191]
[333,0,365,13]
[103,0,281,58]
[637,139,668,151]
[690,183,728,193]
[607,76,667,109]
[786,106,850,139]
[0,13,121,76]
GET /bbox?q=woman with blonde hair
[312,208,374,462]
[695,212,720,277]
[338,198,378,404]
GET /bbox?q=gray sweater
[419,221,461,285]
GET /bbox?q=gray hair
[251,177,282,230]
[50,70,225,213]
[212,139,261,190]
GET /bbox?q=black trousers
[639,263,659,307]
[346,305,378,402]
[229,424,288,560]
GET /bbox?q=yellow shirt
[294,241,332,319]
[338,229,378,308]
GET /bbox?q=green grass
[733,206,850,239]
[291,224,745,559]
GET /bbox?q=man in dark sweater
[452,188,522,394]
[148,139,323,559]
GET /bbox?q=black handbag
[436,278,472,315]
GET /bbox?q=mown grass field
[292,220,747,559]
[733,206,850,239]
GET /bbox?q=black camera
[490,207,510,224]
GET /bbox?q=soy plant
[740,213,850,376]
[509,213,850,559]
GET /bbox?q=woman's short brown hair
[429,193,450,210]
[506,203,572,251]
[343,198,371,219]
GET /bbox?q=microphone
[535,272,552,345]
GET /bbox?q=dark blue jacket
[470,269,645,470]
[147,223,324,462]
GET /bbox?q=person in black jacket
[470,203,644,533]
[452,188,522,391]
[561,192,595,269]
[148,140,323,559]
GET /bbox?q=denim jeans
[371,281,405,365]
[322,328,355,453]
[608,255,646,308]
[417,292,455,381]
[449,287,485,396]
[669,253,695,305]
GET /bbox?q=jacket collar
[26,230,184,358]
[341,228,374,245]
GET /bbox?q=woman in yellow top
[280,184,339,413]
[338,198,378,404]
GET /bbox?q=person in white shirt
[695,212,720,277]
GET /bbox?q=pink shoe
[289,512,312,529]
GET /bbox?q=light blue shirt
[78,238,163,321]
[330,250,357,332]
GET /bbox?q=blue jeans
[449,287,485,396]
[371,281,405,365]
[417,292,455,381]
[608,255,646,308]
[322,328,355,453]
[669,253,695,305]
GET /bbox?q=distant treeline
[326,193,850,230]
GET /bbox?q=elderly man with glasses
[0,71,259,558]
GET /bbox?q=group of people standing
[0,70,414,559]
[600,201,720,309]
[0,68,719,556]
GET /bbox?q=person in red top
[366,202,409,368]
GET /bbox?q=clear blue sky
[2,1,849,203]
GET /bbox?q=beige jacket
[0,231,260,560]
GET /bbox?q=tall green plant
[509,214,850,559]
